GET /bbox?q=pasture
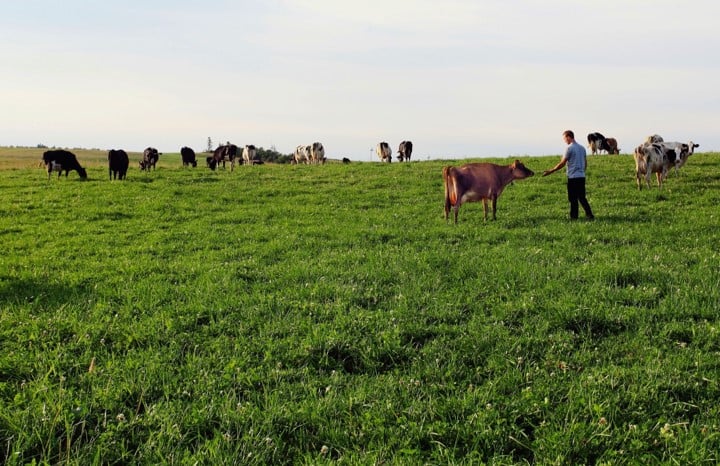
[1,149,719,464]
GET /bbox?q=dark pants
[567,177,594,219]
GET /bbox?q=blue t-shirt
[564,141,586,179]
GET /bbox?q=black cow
[397,140,413,162]
[180,146,197,167]
[108,149,129,180]
[209,144,238,171]
[140,147,160,171]
[42,150,87,179]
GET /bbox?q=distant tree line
[256,146,293,164]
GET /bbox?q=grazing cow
[311,142,325,164]
[108,149,129,180]
[140,147,160,171]
[397,140,413,162]
[443,160,535,223]
[342,157,351,164]
[180,146,197,167]
[42,150,88,179]
[209,144,238,170]
[243,144,258,165]
[605,138,620,155]
[294,145,311,164]
[376,142,392,162]
[634,143,676,190]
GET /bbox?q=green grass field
[1,149,719,464]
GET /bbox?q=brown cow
[443,160,535,223]
[605,138,620,155]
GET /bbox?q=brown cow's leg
[482,199,488,221]
[491,197,497,221]
[443,169,451,221]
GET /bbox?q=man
[543,130,595,220]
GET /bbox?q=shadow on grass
[0,275,91,308]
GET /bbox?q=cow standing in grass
[587,132,619,155]
[376,142,392,163]
[604,138,620,155]
[660,141,699,176]
[181,146,197,167]
[243,145,258,165]
[397,141,413,162]
[294,145,311,164]
[311,142,325,164]
[108,149,129,180]
[443,160,535,223]
[42,150,88,179]
[634,143,675,190]
[209,144,238,171]
[140,147,160,171]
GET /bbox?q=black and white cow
[311,142,325,164]
[397,140,413,162]
[42,150,88,179]
[140,147,160,171]
[209,144,238,171]
[634,143,676,190]
[587,132,619,154]
[294,145,311,164]
[661,141,699,175]
[587,132,606,155]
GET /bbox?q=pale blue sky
[2,1,718,160]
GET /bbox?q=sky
[2,0,719,160]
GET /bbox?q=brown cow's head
[511,160,534,179]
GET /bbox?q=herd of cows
[582,132,700,189]
[39,133,700,220]
[39,140,418,180]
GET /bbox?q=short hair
[563,130,575,139]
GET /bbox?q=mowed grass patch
[1,153,719,464]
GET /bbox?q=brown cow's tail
[443,166,456,220]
